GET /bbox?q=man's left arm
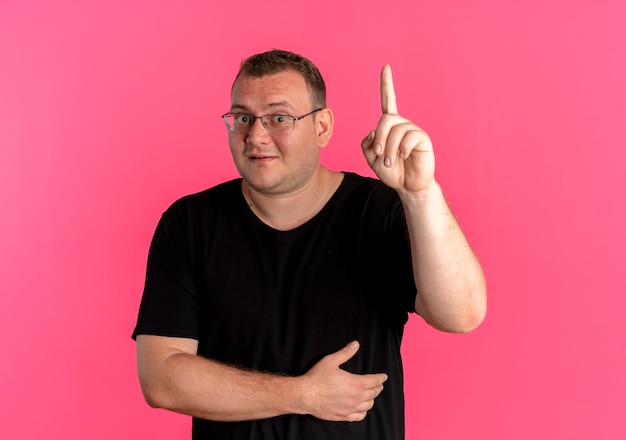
[362,65,486,333]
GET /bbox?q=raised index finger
[380,64,398,115]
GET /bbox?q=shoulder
[151,178,244,238]
[338,172,401,209]
[340,172,407,236]
[148,178,245,254]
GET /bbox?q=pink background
[1,1,625,438]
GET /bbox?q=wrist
[284,375,309,416]
[397,181,443,204]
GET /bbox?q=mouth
[247,153,277,162]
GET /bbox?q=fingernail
[348,341,359,349]
[384,156,391,167]
[374,144,382,155]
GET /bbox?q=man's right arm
[136,335,388,422]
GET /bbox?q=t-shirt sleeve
[387,199,418,314]
[132,200,200,340]
[362,179,418,316]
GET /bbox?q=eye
[270,115,290,124]
[235,114,253,125]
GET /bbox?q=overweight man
[133,49,486,439]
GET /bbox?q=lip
[246,153,278,162]
[250,157,276,163]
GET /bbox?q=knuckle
[348,394,362,408]
[352,412,367,422]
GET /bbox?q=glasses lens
[223,114,297,134]
[223,114,234,131]
[226,114,256,132]
[264,115,293,133]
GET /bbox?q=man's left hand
[361,65,436,195]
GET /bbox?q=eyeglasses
[221,108,323,134]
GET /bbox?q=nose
[246,116,270,143]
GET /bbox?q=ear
[315,108,334,148]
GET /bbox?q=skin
[362,66,487,331]
[136,65,487,423]
[226,70,343,230]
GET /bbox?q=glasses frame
[221,108,324,134]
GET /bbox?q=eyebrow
[230,101,296,113]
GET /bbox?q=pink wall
[1,1,625,438]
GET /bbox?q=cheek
[228,133,245,153]
[227,136,246,167]
[282,145,320,174]
[282,131,319,159]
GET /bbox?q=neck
[243,168,343,231]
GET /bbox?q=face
[228,70,331,196]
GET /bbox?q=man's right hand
[137,335,387,423]
[297,341,388,422]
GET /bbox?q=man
[133,49,486,439]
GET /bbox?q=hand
[299,341,388,422]
[362,65,436,194]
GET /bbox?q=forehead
[231,70,312,111]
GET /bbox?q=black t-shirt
[133,172,417,439]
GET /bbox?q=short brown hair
[234,49,326,108]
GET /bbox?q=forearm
[399,182,487,333]
[137,336,388,423]
[137,338,304,421]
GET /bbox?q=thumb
[329,340,360,367]
[361,130,375,152]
